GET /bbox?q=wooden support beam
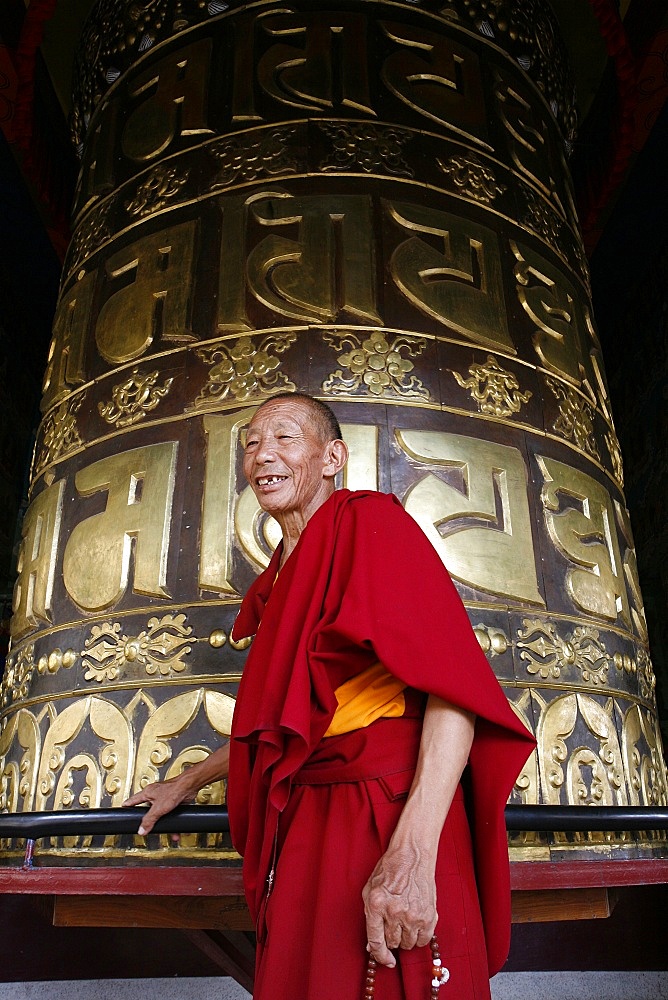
[52,894,252,930]
[511,886,614,923]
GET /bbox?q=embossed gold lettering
[75,100,119,215]
[247,192,380,323]
[255,12,373,115]
[381,22,488,144]
[199,408,256,595]
[11,480,65,640]
[121,38,213,161]
[512,240,592,387]
[538,456,630,623]
[63,443,178,611]
[95,221,198,364]
[397,430,542,603]
[42,270,96,413]
[494,69,554,200]
[217,197,252,331]
[388,201,513,351]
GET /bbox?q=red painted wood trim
[0,865,245,896]
[0,859,666,896]
[510,859,668,891]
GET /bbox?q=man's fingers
[122,791,149,808]
[365,913,396,968]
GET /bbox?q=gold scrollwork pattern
[35,394,85,476]
[210,128,300,187]
[438,154,505,203]
[517,619,611,685]
[319,123,414,177]
[323,330,429,399]
[124,165,190,217]
[606,427,624,488]
[545,377,600,460]
[194,334,296,408]
[451,355,531,417]
[1,645,36,709]
[98,367,174,427]
[81,614,193,682]
[622,703,668,808]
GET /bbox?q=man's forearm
[389,695,475,860]
[174,741,231,797]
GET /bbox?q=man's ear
[323,439,349,478]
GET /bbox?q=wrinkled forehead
[247,398,312,435]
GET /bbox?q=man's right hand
[123,776,195,836]
[122,741,231,836]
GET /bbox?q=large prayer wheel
[1,0,666,864]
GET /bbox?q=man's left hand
[362,845,437,967]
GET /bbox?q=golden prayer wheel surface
[1,0,666,863]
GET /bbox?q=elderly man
[124,392,534,1000]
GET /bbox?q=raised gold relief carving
[1,645,35,709]
[124,164,190,217]
[606,428,624,488]
[535,692,626,807]
[397,431,543,604]
[81,614,192,682]
[98,367,174,427]
[41,270,95,413]
[322,330,429,399]
[438,154,505,203]
[35,395,85,476]
[194,334,296,408]
[451,355,531,417]
[523,188,562,246]
[615,502,648,644]
[68,202,112,272]
[210,128,299,187]
[546,376,600,460]
[622,704,668,807]
[517,619,611,685]
[508,691,539,808]
[538,457,630,624]
[388,202,513,351]
[37,648,78,677]
[472,624,508,656]
[62,442,178,612]
[319,123,413,177]
[95,221,198,365]
[12,480,65,641]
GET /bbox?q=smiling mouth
[256,475,288,487]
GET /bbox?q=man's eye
[245,439,258,448]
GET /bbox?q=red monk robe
[228,490,535,1000]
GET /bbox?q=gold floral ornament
[438,154,505,204]
[452,355,531,417]
[35,394,84,477]
[545,376,601,460]
[194,333,296,408]
[98,367,174,428]
[1,644,35,708]
[210,128,299,187]
[81,615,193,683]
[606,427,624,488]
[68,201,111,273]
[523,188,562,247]
[319,123,414,178]
[517,619,611,685]
[323,331,430,399]
[125,165,189,217]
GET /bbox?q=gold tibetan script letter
[42,270,96,413]
[397,430,542,603]
[12,480,65,639]
[95,221,197,364]
[247,192,379,323]
[121,38,213,162]
[512,240,591,386]
[389,201,512,351]
[63,442,178,611]
[494,69,553,200]
[256,11,373,114]
[381,21,487,143]
[200,408,256,595]
[538,456,630,623]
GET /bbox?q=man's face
[243,398,335,519]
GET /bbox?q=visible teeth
[257,476,286,486]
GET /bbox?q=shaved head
[258,392,342,443]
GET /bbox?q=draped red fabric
[229,490,535,977]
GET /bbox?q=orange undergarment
[324,662,406,737]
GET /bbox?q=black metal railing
[0,804,668,842]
